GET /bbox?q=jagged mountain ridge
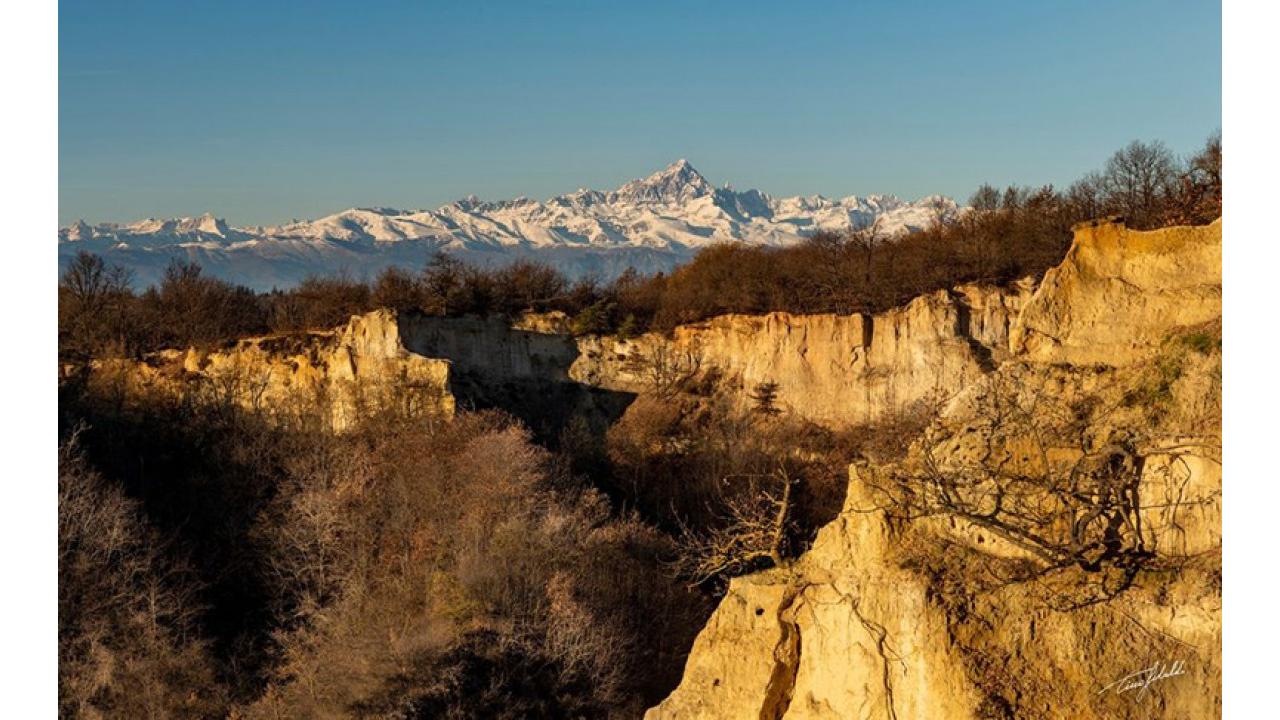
[59,160,960,290]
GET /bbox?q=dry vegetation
[57,320,879,716]
[877,322,1223,611]
[59,378,712,718]
[59,438,224,718]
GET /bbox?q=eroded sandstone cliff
[1011,218,1222,365]
[84,309,456,430]
[84,260,1040,434]
[571,279,1035,427]
[646,218,1222,720]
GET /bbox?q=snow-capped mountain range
[59,160,960,290]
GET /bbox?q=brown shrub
[59,437,225,718]
[242,412,706,717]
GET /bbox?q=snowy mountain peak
[662,158,700,179]
[119,213,231,237]
[64,220,94,241]
[190,212,230,236]
[611,159,714,205]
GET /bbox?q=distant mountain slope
[59,160,960,290]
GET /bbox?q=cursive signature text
[1097,660,1187,698]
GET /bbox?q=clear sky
[59,0,1221,226]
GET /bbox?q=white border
[0,0,59,713]
[1222,1,1280,717]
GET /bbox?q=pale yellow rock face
[84,310,592,432]
[1011,218,1222,365]
[648,220,1222,720]
[648,467,984,720]
[92,309,455,430]
[573,280,1034,428]
[651,463,1221,720]
[646,577,801,720]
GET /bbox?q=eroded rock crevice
[760,587,804,720]
[849,597,900,720]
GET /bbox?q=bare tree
[674,467,795,586]
[422,253,467,316]
[1101,140,1178,227]
[1164,131,1222,226]
[62,251,132,307]
[627,342,703,398]
[868,369,1217,608]
[371,265,425,312]
[1066,172,1107,220]
[850,226,882,311]
[968,183,1002,212]
[196,355,274,415]
[60,251,134,357]
[59,436,222,717]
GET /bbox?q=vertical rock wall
[571,279,1034,428]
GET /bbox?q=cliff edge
[646,219,1222,720]
[84,309,456,430]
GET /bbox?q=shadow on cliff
[453,375,636,450]
[396,313,638,448]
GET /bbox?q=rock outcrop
[572,279,1035,428]
[1011,218,1222,365]
[80,259,1041,435]
[81,217,1221,434]
[576,218,1223,431]
[88,309,455,430]
[648,467,984,720]
[396,312,580,384]
[647,219,1222,719]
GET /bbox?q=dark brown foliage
[1163,132,1222,227]
[59,438,223,718]
[266,274,372,332]
[603,393,857,586]
[59,373,708,718]
[59,252,134,359]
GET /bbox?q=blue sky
[59,0,1221,226]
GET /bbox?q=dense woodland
[58,135,1221,718]
[59,136,1220,360]
[60,346,885,716]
